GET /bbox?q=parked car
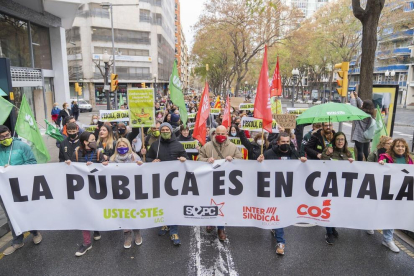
[70,99,93,112]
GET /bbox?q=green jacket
[0,138,37,166]
[321,147,352,161]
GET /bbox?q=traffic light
[141,82,146,88]
[334,62,349,97]
[77,86,82,96]
[110,73,118,92]
[74,82,79,94]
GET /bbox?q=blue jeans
[383,229,394,242]
[0,196,38,245]
[169,225,178,235]
[273,228,285,244]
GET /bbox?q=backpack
[363,118,376,140]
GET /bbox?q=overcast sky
[180,0,207,52]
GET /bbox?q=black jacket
[59,137,80,162]
[72,104,79,114]
[177,134,198,160]
[239,130,268,160]
[58,109,70,123]
[305,129,336,160]
[146,133,188,162]
[264,144,299,160]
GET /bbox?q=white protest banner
[286,108,308,116]
[240,117,279,133]
[99,110,130,122]
[239,103,254,111]
[179,141,199,153]
[1,160,414,235]
[82,125,98,133]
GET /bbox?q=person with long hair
[367,136,393,163]
[350,92,376,161]
[321,132,354,245]
[97,124,116,161]
[109,138,144,249]
[377,138,413,253]
[66,131,106,256]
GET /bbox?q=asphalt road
[0,225,413,275]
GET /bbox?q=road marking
[398,134,412,137]
[377,230,414,259]
[394,131,402,134]
[0,232,30,260]
[189,226,238,276]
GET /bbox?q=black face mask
[280,144,289,152]
[68,133,78,139]
[118,129,126,135]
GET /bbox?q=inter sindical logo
[242,206,279,222]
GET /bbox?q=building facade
[66,0,176,106]
[0,0,79,124]
[174,0,189,93]
[348,1,414,107]
[283,0,330,19]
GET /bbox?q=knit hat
[160,122,173,132]
[171,113,180,123]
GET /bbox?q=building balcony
[374,64,410,73]
[379,29,414,42]
[410,81,414,87]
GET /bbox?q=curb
[395,230,414,250]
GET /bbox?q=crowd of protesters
[0,92,412,257]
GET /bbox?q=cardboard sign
[273,114,296,129]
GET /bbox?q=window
[94,47,149,56]
[155,0,162,7]
[92,27,150,44]
[154,13,162,26]
[0,12,31,67]
[31,23,52,69]
[89,3,110,18]
[66,27,80,42]
[140,9,151,23]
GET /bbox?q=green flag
[371,106,388,152]
[15,95,50,163]
[119,94,124,109]
[0,96,13,124]
[169,60,188,126]
[44,120,64,142]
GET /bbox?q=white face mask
[257,139,263,146]
[231,132,237,137]
[93,119,98,124]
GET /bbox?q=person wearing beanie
[146,122,188,246]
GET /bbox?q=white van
[70,99,93,112]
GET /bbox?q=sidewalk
[395,107,414,127]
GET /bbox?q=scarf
[114,153,135,163]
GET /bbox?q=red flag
[222,95,231,129]
[254,45,272,133]
[193,82,211,145]
[270,56,282,97]
[214,96,221,108]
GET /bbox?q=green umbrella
[296,102,370,125]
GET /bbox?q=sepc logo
[297,200,331,220]
[184,199,225,218]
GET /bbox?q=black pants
[354,141,370,161]
[73,112,79,121]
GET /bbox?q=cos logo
[297,200,331,219]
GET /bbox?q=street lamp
[153,73,157,97]
[291,68,299,107]
[385,69,396,84]
[102,51,111,110]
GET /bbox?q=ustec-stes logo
[184,199,225,219]
[297,200,331,221]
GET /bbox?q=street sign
[104,85,110,91]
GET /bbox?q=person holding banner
[0,125,43,256]
[198,125,243,241]
[108,138,144,249]
[146,122,188,246]
[305,122,335,160]
[259,133,307,255]
[97,125,117,161]
[376,138,413,253]
[67,131,106,256]
[177,125,199,161]
[239,129,270,161]
[58,123,80,162]
[321,132,354,245]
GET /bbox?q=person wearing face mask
[0,125,43,256]
[260,132,307,256]
[229,125,239,138]
[51,102,61,128]
[90,115,99,126]
[59,123,80,162]
[321,132,354,246]
[56,116,84,149]
[198,125,243,241]
[108,138,144,249]
[239,129,270,160]
[115,123,128,140]
[146,122,187,245]
[177,125,200,160]
[66,131,106,256]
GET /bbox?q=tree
[352,0,385,100]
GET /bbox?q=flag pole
[141,127,146,162]
[7,129,16,166]
[261,128,264,155]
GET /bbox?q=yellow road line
[377,230,414,260]
[0,232,30,260]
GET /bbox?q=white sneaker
[366,230,374,235]
[382,240,400,253]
